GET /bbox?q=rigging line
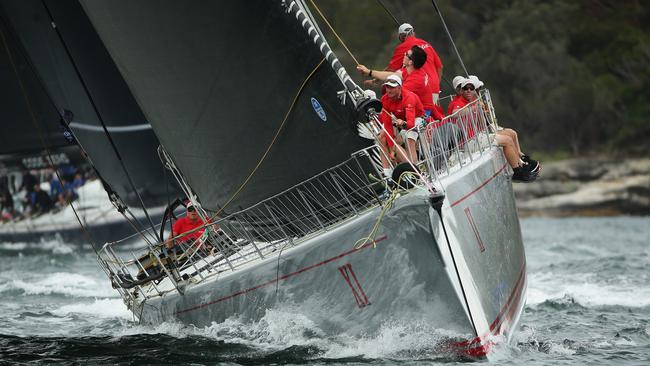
[375,0,400,25]
[210,57,326,220]
[435,204,479,338]
[373,0,455,91]
[0,19,101,255]
[40,1,158,237]
[307,0,360,65]
[2,5,155,245]
[431,0,469,76]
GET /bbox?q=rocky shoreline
[514,158,650,217]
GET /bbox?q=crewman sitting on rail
[451,76,540,182]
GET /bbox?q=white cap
[461,78,476,88]
[398,23,414,36]
[363,89,377,99]
[468,75,484,88]
[452,76,466,89]
[383,74,402,87]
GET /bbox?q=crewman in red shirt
[375,74,424,176]
[447,76,470,115]
[166,201,208,250]
[448,76,540,181]
[388,24,443,106]
[358,46,444,122]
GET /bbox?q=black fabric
[80,0,370,211]
[0,0,180,207]
[0,11,64,156]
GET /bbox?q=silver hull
[135,149,526,357]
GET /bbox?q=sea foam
[0,272,116,298]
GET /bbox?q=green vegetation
[316,0,650,157]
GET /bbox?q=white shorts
[399,128,419,141]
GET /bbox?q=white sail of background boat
[78,0,526,358]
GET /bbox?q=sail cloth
[0,0,179,207]
[79,0,370,212]
[0,13,65,157]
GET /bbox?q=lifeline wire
[431,0,469,76]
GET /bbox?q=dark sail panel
[0,0,179,207]
[0,15,65,156]
[80,0,370,211]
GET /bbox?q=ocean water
[1,217,648,365]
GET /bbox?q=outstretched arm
[356,64,400,81]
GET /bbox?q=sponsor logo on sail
[310,97,327,122]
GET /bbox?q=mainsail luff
[79,0,372,212]
[0,0,179,207]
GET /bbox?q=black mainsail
[0,15,66,158]
[79,0,372,212]
[0,0,179,207]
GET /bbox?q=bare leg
[406,138,418,163]
[394,143,411,163]
[378,131,390,169]
[495,134,522,168]
[498,128,522,156]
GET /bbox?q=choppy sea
[1,217,648,365]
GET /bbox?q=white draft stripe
[69,122,152,133]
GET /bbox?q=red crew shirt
[447,95,469,115]
[388,35,442,94]
[447,95,478,138]
[379,88,424,146]
[400,67,445,121]
[172,216,206,242]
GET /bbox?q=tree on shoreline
[319,0,649,157]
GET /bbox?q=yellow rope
[353,171,421,249]
[307,0,361,65]
[210,57,326,220]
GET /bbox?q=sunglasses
[462,85,475,91]
[404,52,412,59]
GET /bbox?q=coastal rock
[514,158,650,216]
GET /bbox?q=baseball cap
[383,74,402,87]
[468,75,484,88]
[398,23,414,36]
[461,78,476,88]
[452,76,466,89]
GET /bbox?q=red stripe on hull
[450,163,508,208]
[175,235,388,315]
[453,260,527,357]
